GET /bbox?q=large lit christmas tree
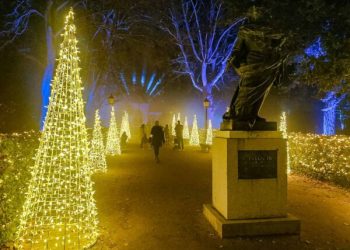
[171,114,176,136]
[189,114,200,146]
[183,116,190,139]
[90,109,107,173]
[106,106,121,155]
[16,9,98,249]
[205,119,213,145]
[120,111,131,141]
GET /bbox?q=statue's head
[247,6,267,24]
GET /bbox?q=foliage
[163,0,244,113]
[0,131,39,246]
[289,132,350,188]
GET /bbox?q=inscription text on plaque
[238,150,277,179]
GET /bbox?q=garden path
[92,144,350,250]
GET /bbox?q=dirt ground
[91,144,350,250]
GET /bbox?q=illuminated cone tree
[189,115,200,146]
[171,114,176,136]
[205,119,213,145]
[279,111,290,173]
[177,112,181,122]
[106,106,121,155]
[183,116,190,139]
[16,9,98,249]
[279,111,287,139]
[90,110,107,173]
[120,111,131,141]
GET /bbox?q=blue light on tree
[305,37,326,59]
[322,91,346,135]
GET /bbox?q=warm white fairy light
[280,111,287,139]
[90,109,107,173]
[106,106,121,156]
[279,111,290,173]
[189,114,200,146]
[205,119,213,145]
[120,111,131,140]
[183,116,190,139]
[171,114,176,136]
[289,133,350,186]
[16,9,98,249]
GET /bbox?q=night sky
[1,0,348,133]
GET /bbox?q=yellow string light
[171,114,176,136]
[16,9,99,249]
[120,111,131,141]
[289,133,350,185]
[189,114,200,146]
[183,116,190,139]
[279,111,290,173]
[279,111,287,139]
[105,106,121,156]
[205,119,213,145]
[90,110,107,173]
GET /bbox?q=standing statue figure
[222,7,288,130]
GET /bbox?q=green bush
[289,132,350,188]
[0,131,39,245]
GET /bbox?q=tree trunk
[40,1,55,129]
[203,87,214,126]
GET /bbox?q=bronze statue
[222,7,288,130]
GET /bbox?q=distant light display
[189,114,200,146]
[279,112,290,173]
[106,106,121,156]
[90,109,107,173]
[183,116,190,139]
[120,111,131,140]
[172,114,176,136]
[205,119,213,145]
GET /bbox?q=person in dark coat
[175,120,184,150]
[150,121,165,163]
[120,131,128,151]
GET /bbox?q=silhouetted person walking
[164,124,170,146]
[175,120,184,150]
[120,131,128,152]
[150,121,165,163]
[140,124,147,148]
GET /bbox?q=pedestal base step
[203,204,300,238]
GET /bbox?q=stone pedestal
[204,131,300,238]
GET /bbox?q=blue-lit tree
[163,0,244,117]
[302,37,349,135]
[0,1,132,129]
[0,1,90,129]
[322,91,346,135]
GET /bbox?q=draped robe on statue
[227,24,287,123]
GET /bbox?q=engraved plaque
[238,150,277,179]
